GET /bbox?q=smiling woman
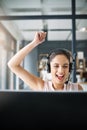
[7,31,83,91]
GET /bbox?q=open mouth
[56,74,64,81]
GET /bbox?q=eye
[63,65,69,69]
[53,65,59,68]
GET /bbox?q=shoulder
[43,80,55,91]
[68,82,83,90]
[70,82,83,90]
[44,80,51,88]
[77,83,83,90]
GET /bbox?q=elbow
[7,59,14,68]
[7,61,11,69]
[7,60,18,72]
[8,59,21,74]
[7,61,14,71]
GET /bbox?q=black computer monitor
[0,91,87,128]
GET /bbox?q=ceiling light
[79,27,87,32]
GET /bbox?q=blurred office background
[0,0,87,90]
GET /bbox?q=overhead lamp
[79,27,87,32]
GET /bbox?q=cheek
[50,69,55,77]
[65,69,69,75]
[50,66,55,73]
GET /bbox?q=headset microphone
[65,72,71,87]
[65,80,69,84]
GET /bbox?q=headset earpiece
[47,55,51,73]
[47,62,50,73]
[69,62,73,73]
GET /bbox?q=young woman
[8,31,83,91]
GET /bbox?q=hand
[33,31,47,45]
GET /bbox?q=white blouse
[43,80,79,91]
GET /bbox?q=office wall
[38,40,87,59]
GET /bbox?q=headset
[47,48,74,74]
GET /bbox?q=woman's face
[50,54,70,85]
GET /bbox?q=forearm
[8,40,38,68]
[8,31,46,71]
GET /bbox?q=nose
[58,66,64,74]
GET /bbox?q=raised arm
[8,31,47,90]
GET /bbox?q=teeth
[56,74,64,78]
[58,75,63,76]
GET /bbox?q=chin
[57,80,65,84]
[57,81,64,85]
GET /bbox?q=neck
[52,83,64,90]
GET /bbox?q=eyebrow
[53,63,69,65]
[63,63,69,65]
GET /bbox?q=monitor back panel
[0,91,87,128]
